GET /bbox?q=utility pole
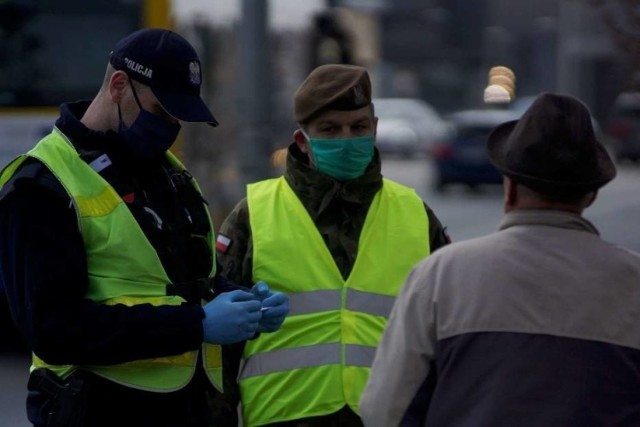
[237,0,273,187]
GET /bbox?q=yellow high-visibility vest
[241,176,429,426]
[0,128,223,392]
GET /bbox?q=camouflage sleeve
[424,203,451,252]
[212,199,254,425]
[216,197,255,287]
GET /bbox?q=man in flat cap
[0,28,288,426]
[361,92,640,426]
[215,64,449,426]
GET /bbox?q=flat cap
[293,64,372,123]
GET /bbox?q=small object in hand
[260,306,271,312]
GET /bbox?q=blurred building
[373,0,629,120]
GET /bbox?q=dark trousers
[28,369,214,427]
[265,406,363,427]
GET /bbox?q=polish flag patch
[216,234,232,253]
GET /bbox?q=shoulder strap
[0,159,67,202]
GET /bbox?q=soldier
[216,64,449,426]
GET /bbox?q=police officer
[215,64,449,426]
[0,28,288,427]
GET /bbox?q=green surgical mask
[304,132,375,181]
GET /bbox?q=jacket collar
[498,209,599,235]
[283,143,383,219]
[55,101,159,170]
[56,101,121,150]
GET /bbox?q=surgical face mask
[304,132,375,181]
[117,80,181,162]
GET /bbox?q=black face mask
[117,80,181,162]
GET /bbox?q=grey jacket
[361,209,640,427]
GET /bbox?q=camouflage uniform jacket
[217,143,449,285]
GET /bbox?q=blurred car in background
[604,91,640,163]
[508,95,536,117]
[373,97,452,158]
[430,108,520,192]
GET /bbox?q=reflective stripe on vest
[0,129,223,391]
[240,342,377,379]
[287,289,395,317]
[241,176,429,426]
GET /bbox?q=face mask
[305,133,375,181]
[117,81,181,162]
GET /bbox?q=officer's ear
[293,129,310,154]
[109,71,129,103]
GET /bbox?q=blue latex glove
[202,289,262,344]
[251,281,271,301]
[251,281,289,333]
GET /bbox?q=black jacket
[0,101,229,426]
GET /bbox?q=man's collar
[498,209,599,235]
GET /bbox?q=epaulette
[0,159,67,202]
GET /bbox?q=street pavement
[0,349,30,426]
[382,155,640,248]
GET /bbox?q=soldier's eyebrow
[351,116,372,125]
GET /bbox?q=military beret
[293,64,372,123]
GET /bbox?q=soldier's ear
[293,129,310,154]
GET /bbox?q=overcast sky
[171,0,326,30]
